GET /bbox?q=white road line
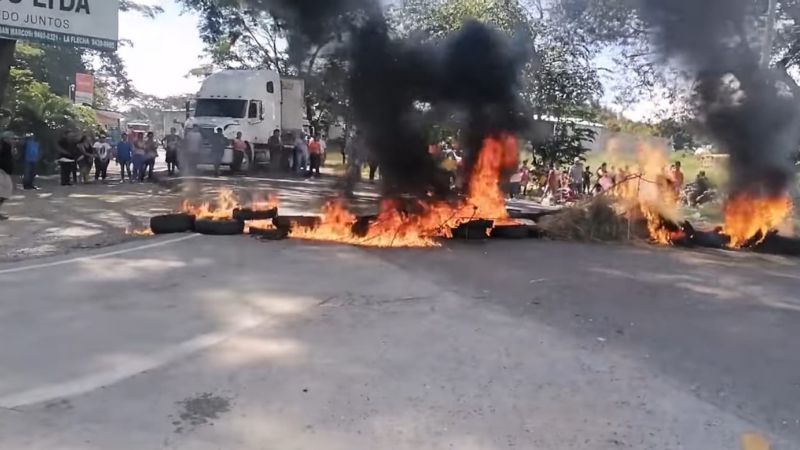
[0,234,199,275]
[0,318,263,409]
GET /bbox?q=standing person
[231,131,247,174]
[583,166,592,194]
[22,134,40,190]
[162,127,182,176]
[308,135,322,177]
[317,134,327,165]
[267,129,282,171]
[76,135,94,184]
[367,148,379,182]
[116,134,133,182]
[211,128,228,177]
[182,125,202,176]
[544,164,561,198]
[344,131,366,197]
[670,160,685,195]
[57,131,77,186]
[93,136,113,182]
[568,157,584,195]
[293,133,309,176]
[143,132,158,181]
[0,132,15,220]
[508,167,523,199]
[132,135,147,182]
[520,160,531,196]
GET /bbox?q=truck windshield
[194,99,247,118]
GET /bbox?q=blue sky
[118,0,206,97]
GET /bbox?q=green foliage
[533,121,597,167]
[5,68,100,172]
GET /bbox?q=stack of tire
[149,207,279,237]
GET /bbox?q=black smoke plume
[639,0,799,197]
[244,0,527,196]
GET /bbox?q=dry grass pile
[539,196,633,242]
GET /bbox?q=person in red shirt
[308,136,322,177]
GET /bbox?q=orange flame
[723,193,792,248]
[180,189,241,221]
[291,135,519,247]
[610,145,682,244]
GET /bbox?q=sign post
[0,0,119,106]
[74,72,93,105]
[0,0,119,51]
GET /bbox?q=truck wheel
[150,213,195,234]
[194,219,245,235]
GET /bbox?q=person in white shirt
[93,136,113,181]
[568,157,585,194]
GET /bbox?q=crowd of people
[506,157,712,206]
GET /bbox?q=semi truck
[184,69,307,170]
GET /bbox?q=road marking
[0,234,199,275]
[0,318,263,409]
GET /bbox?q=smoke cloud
[243,0,527,196]
[639,0,800,197]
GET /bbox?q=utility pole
[761,0,778,68]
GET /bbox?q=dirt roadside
[0,175,186,262]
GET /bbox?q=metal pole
[761,0,778,68]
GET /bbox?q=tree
[390,0,603,163]
[177,0,354,134]
[5,68,100,172]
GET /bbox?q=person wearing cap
[568,156,585,195]
[22,134,40,190]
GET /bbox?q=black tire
[250,226,290,240]
[452,220,493,240]
[233,207,278,221]
[273,215,321,230]
[150,213,195,234]
[490,224,530,239]
[194,219,245,235]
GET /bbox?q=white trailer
[185,69,307,169]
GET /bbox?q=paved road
[0,235,797,449]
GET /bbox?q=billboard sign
[74,72,93,105]
[0,0,119,51]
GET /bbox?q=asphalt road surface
[0,234,798,449]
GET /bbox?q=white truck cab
[185,69,306,169]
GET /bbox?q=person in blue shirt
[115,134,133,182]
[22,134,39,190]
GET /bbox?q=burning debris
[636,0,800,250]
[290,135,521,247]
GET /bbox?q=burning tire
[250,226,289,240]
[272,215,322,230]
[452,220,494,240]
[490,224,530,239]
[233,207,278,221]
[150,213,195,234]
[194,219,245,236]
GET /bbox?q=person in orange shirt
[308,136,322,177]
